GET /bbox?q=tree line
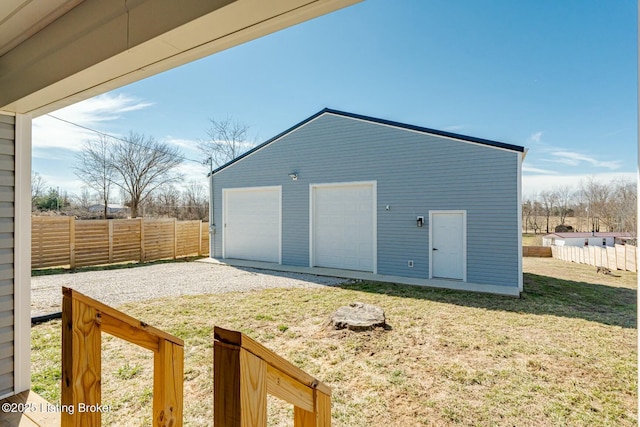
[32,170,210,221]
[32,117,254,221]
[523,177,636,235]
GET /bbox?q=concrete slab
[197,258,521,297]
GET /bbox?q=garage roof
[212,108,526,175]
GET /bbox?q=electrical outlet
[408,260,414,267]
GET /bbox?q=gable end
[211,108,525,175]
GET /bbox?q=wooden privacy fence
[61,287,184,427]
[214,326,332,426]
[551,244,637,272]
[32,217,210,269]
[522,246,552,257]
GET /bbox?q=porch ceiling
[0,0,360,117]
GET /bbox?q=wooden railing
[59,289,331,426]
[61,287,184,427]
[214,327,332,426]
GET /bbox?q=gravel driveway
[31,261,346,316]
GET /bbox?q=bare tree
[74,135,114,219]
[610,178,637,234]
[182,180,208,220]
[554,185,574,225]
[152,184,181,218]
[580,177,610,232]
[73,187,94,211]
[110,132,183,218]
[522,198,534,233]
[539,190,557,233]
[198,116,254,168]
[522,179,635,235]
[31,171,47,211]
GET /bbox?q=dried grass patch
[31,258,637,426]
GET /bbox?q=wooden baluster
[239,349,267,426]
[154,340,184,427]
[61,289,102,427]
[214,341,241,427]
[294,405,316,427]
[316,392,332,427]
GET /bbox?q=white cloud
[522,165,559,174]
[53,93,152,124]
[174,161,210,182]
[547,150,622,170]
[32,93,152,153]
[165,137,200,151]
[528,131,543,144]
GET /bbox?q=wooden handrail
[213,326,331,426]
[59,289,330,426]
[61,287,184,427]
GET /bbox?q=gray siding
[0,114,14,397]
[212,113,520,290]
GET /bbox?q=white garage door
[223,186,281,263]
[311,182,375,272]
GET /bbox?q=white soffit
[0,0,361,117]
[0,0,83,57]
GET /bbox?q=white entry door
[311,182,376,272]
[223,186,281,263]
[430,211,466,280]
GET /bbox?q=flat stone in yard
[331,302,386,331]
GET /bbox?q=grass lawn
[31,258,637,426]
[522,233,544,246]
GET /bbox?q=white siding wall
[212,112,522,291]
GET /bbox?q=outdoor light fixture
[288,172,298,181]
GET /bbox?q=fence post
[108,220,114,264]
[61,290,102,426]
[69,216,76,269]
[173,218,177,259]
[140,218,145,263]
[198,221,202,256]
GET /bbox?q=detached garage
[209,108,526,296]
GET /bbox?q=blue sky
[33,0,637,199]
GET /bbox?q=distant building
[543,232,634,248]
[88,203,130,215]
